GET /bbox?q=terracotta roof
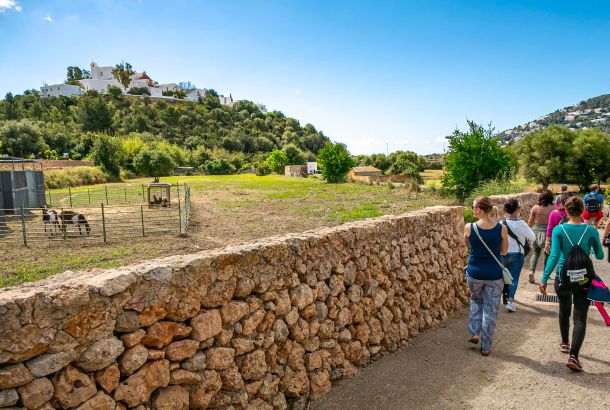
[138,72,151,80]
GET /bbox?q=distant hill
[498,94,610,143]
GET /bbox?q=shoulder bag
[472,223,512,285]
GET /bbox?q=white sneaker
[506,301,516,312]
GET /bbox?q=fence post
[68,187,73,208]
[178,199,184,237]
[48,189,52,206]
[20,207,27,247]
[176,182,181,200]
[141,184,145,201]
[101,203,107,243]
[61,208,66,241]
[124,186,127,202]
[140,205,146,237]
[105,186,109,205]
[88,188,91,205]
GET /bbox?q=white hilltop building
[38,61,262,109]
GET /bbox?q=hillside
[0,90,329,169]
[498,94,610,143]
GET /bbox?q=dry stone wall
[489,192,538,221]
[0,206,469,409]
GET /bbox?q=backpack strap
[502,220,525,251]
[559,224,589,247]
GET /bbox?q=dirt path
[314,247,610,409]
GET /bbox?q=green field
[1,174,452,287]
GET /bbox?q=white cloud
[295,89,302,96]
[434,136,446,143]
[0,0,21,12]
[42,15,53,22]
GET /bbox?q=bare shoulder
[464,223,472,234]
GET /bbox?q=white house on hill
[39,61,261,110]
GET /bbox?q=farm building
[0,157,46,213]
[285,165,307,178]
[349,166,413,185]
[349,166,384,178]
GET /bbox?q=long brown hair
[474,196,498,218]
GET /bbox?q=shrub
[317,142,354,183]
[465,178,529,208]
[255,162,272,176]
[201,159,236,175]
[127,87,151,96]
[265,150,289,174]
[44,167,108,189]
[90,135,124,178]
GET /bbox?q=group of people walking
[464,185,607,372]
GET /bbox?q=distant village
[40,61,267,112]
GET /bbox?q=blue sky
[1,0,610,154]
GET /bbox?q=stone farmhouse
[40,62,267,111]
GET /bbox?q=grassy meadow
[2,173,452,287]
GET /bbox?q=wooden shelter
[147,182,171,208]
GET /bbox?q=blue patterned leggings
[467,276,504,353]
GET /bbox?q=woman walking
[464,196,508,356]
[545,192,578,256]
[540,197,604,372]
[527,190,555,284]
[502,198,535,312]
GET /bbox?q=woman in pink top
[545,192,584,255]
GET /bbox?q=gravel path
[314,243,610,409]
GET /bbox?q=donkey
[59,210,91,236]
[42,205,60,236]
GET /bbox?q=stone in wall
[0,206,469,409]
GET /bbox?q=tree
[441,121,512,200]
[0,119,47,157]
[134,149,176,182]
[317,142,354,183]
[108,85,123,98]
[112,61,135,90]
[516,125,574,189]
[265,150,289,174]
[201,159,236,175]
[178,81,197,92]
[387,151,423,183]
[283,143,306,165]
[74,93,113,131]
[566,129,610,191]
[90,135,123,178]
[66,66,91,82]
[2,92,17,120]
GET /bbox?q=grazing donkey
[59,210,91,236]
[42,205,60,236]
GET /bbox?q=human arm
[463,223,471,249]
[500,224,509,256]
[603,217,610,242]
[527,206,537,227]
[542,226,562,285]
[589,227,604,260]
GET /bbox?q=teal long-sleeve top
[542,223,604,285]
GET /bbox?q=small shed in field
[0,156,46,213]
[285,165,307,178]
[348,166,383,181]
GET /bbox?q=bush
[201,159,236,175]
[44,167,108,189]
[265,150,289,174]
[465,179,529,208]
[255,162,272,176]
[127,87,151,96]
[90,135,124,178]
[317,142,354,183]
[442,121,513,201]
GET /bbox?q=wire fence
[0,186,191,247]
[43,182,186,208]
